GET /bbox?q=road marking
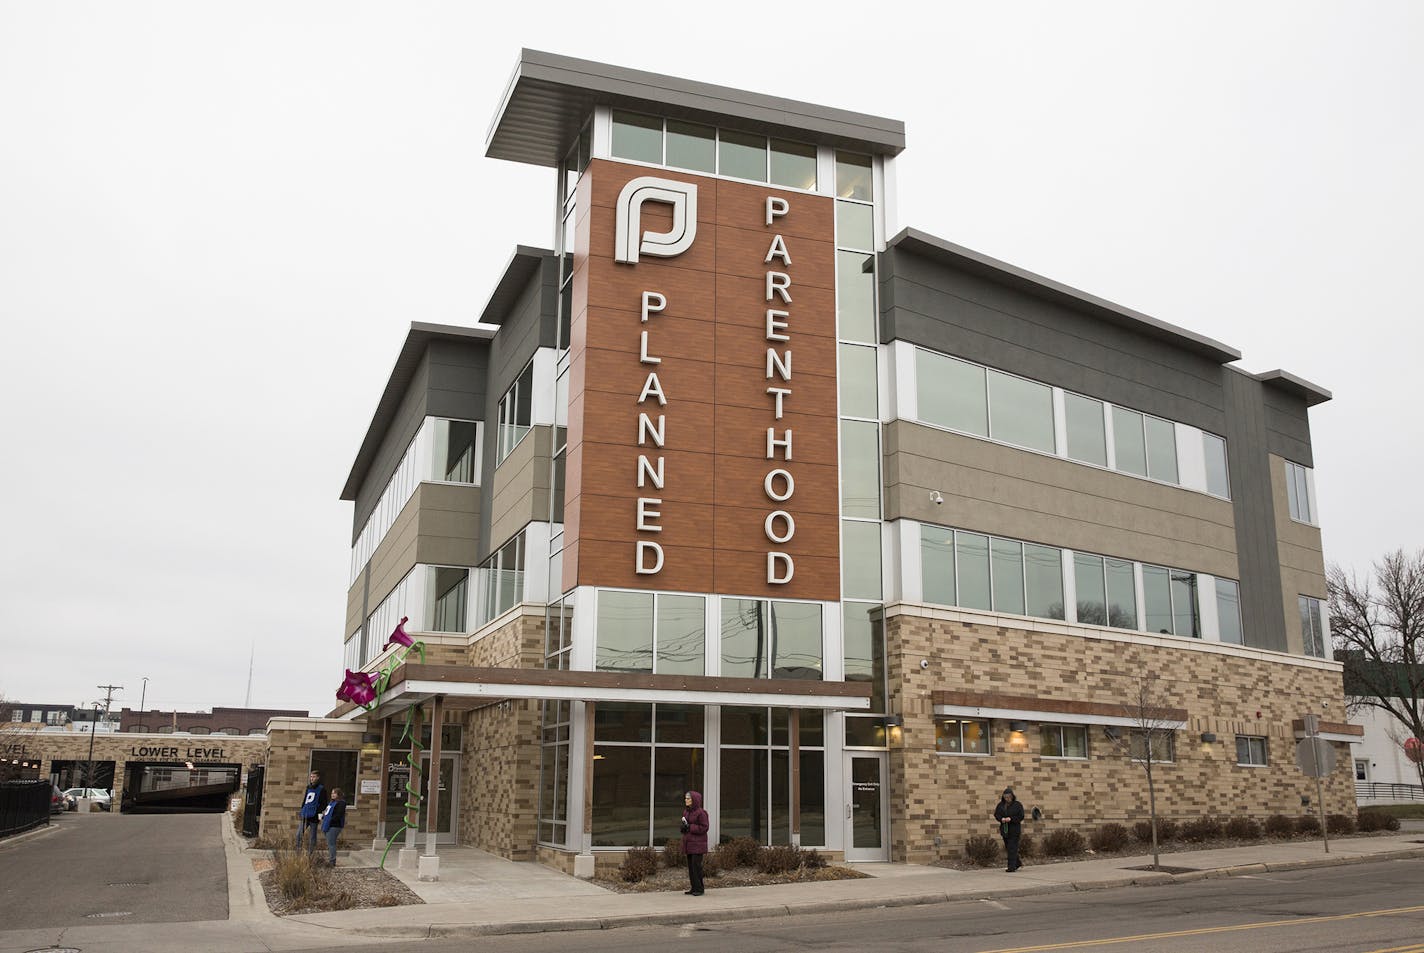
[1358,945,1424,953]
[977,903,1424,953]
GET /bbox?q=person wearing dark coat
[994,786,1025,872]
[296,770,328,853]
[680,790,710,895]
[320,788,347,865]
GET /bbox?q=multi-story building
[117,706,305,735]
[263,51,1358,874]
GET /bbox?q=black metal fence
[1357,780,1424,802]
[241,765,264,837]
[0,779,51,838]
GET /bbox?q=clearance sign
[563,160,840,600]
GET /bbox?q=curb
[329,845,1424,941]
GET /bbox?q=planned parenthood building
[262,51,1357,872]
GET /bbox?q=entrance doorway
[384,752,459,845]
[843,751,888,862]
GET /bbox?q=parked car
[51,785,74,814]
[61,787,112,811]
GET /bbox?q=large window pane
[1170,570,1200,638]
[430,567,468,632]
[799,750,825,846]
[842,520,882,599]
[718,129,766,182]
[1113,407,1147,476]
[435,419,479,483]
[769,139,817,190]
[835,152,873,201]
[655,704,704,745]
[721,706,768,746]
[956,532,991,610]
[918,351,987,436]
[1216,579,1242,645]
[1204,434,1230,498]
[595,702,652,743]
[1106,558,1138,629]
[611,111,662,164]
[842,603,885,713]
[719,748,767,842]
[988,370,1055,453]
[770,601,822,679]
[597,590,653,672]
[1061,726,1088,759]
[1145,416,1179,483]
[840,419,881,518]
[836,200,874,252]
[722,598,768,678]
[991,538,1025,614]
[1065,393,1107,466]
[592,745,651,846]
[1025,543,1064,620]
[652,745,704,844]
[665,119,715,173]
[1074,553,1107,626]
[835,251,876,343]
[1143,565,1173,634]
[838,344,878,418]
[920,525,956,606]
[656,594,705,675]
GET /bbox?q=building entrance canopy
[345,663,873,722]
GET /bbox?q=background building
[263,51,1357,873]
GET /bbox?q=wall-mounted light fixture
[883,715,904,728]
[883,714,904,746]
[1006,721,1030,752]
[1009,721,1028,732]
[1103,726,1121,740]
[1200,732,1218,744]
[929,490,944,505]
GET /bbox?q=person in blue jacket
[321,787,347,866]
[296,770,328,853]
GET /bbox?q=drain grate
[84,911,133,918]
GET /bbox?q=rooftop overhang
[340,663,874,722]
[887,227,1243,365]
[1255,368,1333,407]
[486,49,906,169]
[1292,719,1364,744]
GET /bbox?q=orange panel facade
[563,159,841,600]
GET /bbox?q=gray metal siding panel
[352,352,431,539]
[1224,372,1288,652]
[425,340,490,422]
[1260,384,1315,467]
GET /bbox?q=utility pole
[139,677,148,715]
[90,684,123,794]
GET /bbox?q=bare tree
[1108,671,1181,871]
[1329,550,1424,789]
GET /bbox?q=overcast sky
[1,2,1419,718]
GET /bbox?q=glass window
[497,361,534,463]
[1143,565,1173,634]
[1286,461,1314,523]
[988,370,1055,453]
[838,344,878,418]
[842,520,882,600]
[1074,553,1107,626]
[920,525,956,606]
[1106,558,1138,629]
[1041,725,1088,759]
[654,704,704,745]
[656,594,705,676]
[769,139,816,190]
[1025,543,1064,620]
[842,603,885,713]
[1065,393,1107,466]
[835,152,873,201]
[611,111,662,164]
[835,251,877,343]
[991,537,1025,614]
[1299,595,1327,657]
[917,350,987,437]
[309,750,359,806]
[1170,570,1200,638]
[1145,415,1179,483]
[1129,729,1175,762]
[1235,735,1268,766]
[1216,579,1242,645]
[591,745,652,846]
[718,129,766,182]
[430,567,469,633]
[595,701,652,744]
[1112,407,1147,477]
[935,718,990,754]
[840,420,881,519]
[665,119,715,173]
[721,598,765,678]
[956,532,991,610]
[1204,434,1230,498]
[836,200,874,252]
[769,601,823,679]
[596,590,653,672]
[434,419,479,483]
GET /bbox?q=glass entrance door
[844,752,888,862]
[384,752,458,845]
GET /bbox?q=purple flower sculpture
[385,616,414,652]
[336,670,379,706]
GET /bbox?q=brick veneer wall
[885,606,1355,864]
[260,720,382,847]
[25,731,269,806]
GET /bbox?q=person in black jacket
[993,786,1025,872]
[295,770,328,853]
[320,787,347,866]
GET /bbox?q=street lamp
[139,676,149,716]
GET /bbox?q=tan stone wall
[260,721,382,847]
[489,425,553,554]
[885,607,1354,864]
[456,610,545,858]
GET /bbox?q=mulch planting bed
[596,863,869,893]
[257,863,424,916]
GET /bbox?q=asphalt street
[0,811,227,930]
[277,857,1424,953]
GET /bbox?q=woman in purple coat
[680,790,710,896]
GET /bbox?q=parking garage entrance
[50,759,116,792]
[122,761,243,812]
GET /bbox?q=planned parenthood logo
[614,176,698,264]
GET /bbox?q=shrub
[1295,814,1322,836]
[800,849,828,870]
[1018,834,1037,859]
[1264,814,1295,838]
[662,836,686,870]
[1326,813,1356,835]
[1043,828,1086,857]
[1180,817,1224,843]
[963,835,1002,867]
[702,851,723,878]
[1358,810,1400,833]
[1090,823,1130,853]
[1133,818,1177,843]
[716,836,763,869]
[756,845,804,874]
[619,846,658,883]
[272,849,321,904]
[1224,817,1262,840]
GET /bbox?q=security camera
[919,659,930,670]
[930,490,944,505]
